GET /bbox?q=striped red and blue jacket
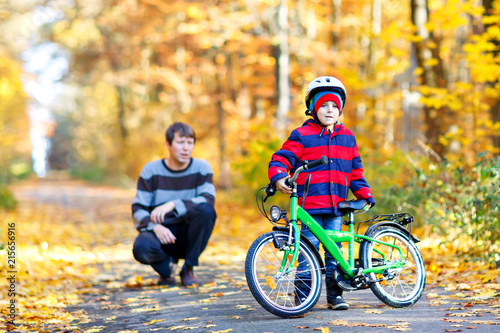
[268,119,375,216]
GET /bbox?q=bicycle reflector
[270,206,281,222]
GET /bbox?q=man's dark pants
[132,203,216,277]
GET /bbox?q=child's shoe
[327,295,349,310]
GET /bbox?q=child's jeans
[295,214,343,302]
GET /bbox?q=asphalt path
[67,260,500,333]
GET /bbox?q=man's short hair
[165,122,196,144]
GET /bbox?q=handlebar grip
[265,184,276,196]
[305,156,328,170]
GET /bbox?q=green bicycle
[245,156,426,318]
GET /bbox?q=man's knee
[191,203,216,223]
[133,232,163,264]
[199,203,216,217]
[133,243,151,264]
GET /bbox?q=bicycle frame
[279,190,406,279]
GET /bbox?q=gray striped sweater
[132,158,216,231]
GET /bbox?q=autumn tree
[16,0,497,188]
[483,0,500,150]
[0,1,34,185]
[0,56,30,182]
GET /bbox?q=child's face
[316,101,340,128]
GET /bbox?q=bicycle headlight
[270,206,281,222]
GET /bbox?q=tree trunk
[275,0,290,137]
[368,0,381,76]
[483,0,500,151]
[215,53,231,189]
[331,0,342,51]
[98,25,128,146]
[411,0,446,158]
[115,85,128,143]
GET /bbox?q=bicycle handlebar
[305,155,328,170]
[288,156,328,184]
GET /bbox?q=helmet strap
[311,111,321,125]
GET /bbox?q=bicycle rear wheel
[245,231,322,318]
[360,226,426,307]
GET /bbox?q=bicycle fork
[272,224,301,275]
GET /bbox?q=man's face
[167,132,195,166]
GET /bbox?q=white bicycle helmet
[305,76,347,114]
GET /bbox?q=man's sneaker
[180,266,199,287]
[158,276,176,287]
[327,295,349,310]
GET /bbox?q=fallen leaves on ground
[330,319,393,329]
[0,180,248,331]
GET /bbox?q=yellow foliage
[482,15,500,25]
[0,56,30,173]
[53,19,102,49]
[186,5,207,20]
[423,58,439,67]
[413,67,424,76]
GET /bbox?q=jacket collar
[303,119,344,137]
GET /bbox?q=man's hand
[151,201,175,223]
[275,176,292,195]
[152,224,176,244]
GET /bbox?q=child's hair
[165,122,196,144]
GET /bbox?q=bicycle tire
[360,226,426,307]
[245,231,322,318]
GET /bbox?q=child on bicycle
[268,76,375,310]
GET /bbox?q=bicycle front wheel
[245,231,322,318]
[360,226,426,308]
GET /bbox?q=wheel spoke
[263,243,281,265]
[284,275,293,306]
[396,278,410,297]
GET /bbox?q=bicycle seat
[338,199,369,211]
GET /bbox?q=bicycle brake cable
[256,186,271,222]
